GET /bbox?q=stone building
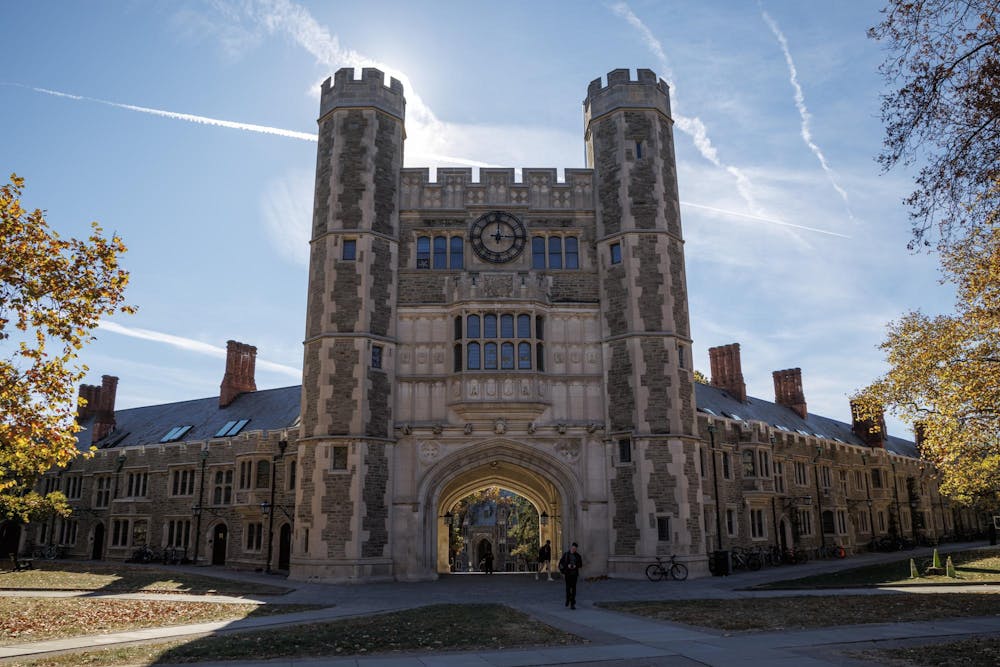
[7,68,984,580]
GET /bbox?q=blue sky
[2,1,951,437]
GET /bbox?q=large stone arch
[416,438,583,576]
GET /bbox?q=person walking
[536,539,552,581]
[483,548,494,574]
[558,542,582,609]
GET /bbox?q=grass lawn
[7,603,584,667]
[0,561,289,596]
[0,597,322,645]
[600,592,1000,632]
[859,635,1000,666]
[754,549,1000,589]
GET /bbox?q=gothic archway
[418,438,581,576]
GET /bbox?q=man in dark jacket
[536,539,552,581]
[558,542,583,609]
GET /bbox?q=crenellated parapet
[584,68,671,129]
[399,167,594,211]
[320,67,406,120]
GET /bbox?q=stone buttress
[585,68,706,575]
[296,67,404,581]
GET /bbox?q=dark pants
[564,573,578,606]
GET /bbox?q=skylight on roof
[796,429,811,436]
[698,407,718,416]
[724,412,741,421]
[774,425,791,431]
[160,425,193,443]
[215,419,250,438]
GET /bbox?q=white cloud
[761,10,854,221]
[261,169,313,267]
[98,320,301,378]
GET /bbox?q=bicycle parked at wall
[31,544,61,560]
[645,554,688,581]
[816,543,847,559]
[730,546,762,571]
[127,544,162,564]
[781,547,808,564]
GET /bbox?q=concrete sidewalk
[2,541,997,666]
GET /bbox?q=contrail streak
[681,201,851,238]
[98,321,302,377]
[13,83,318,142]
[609,2,761,214]
[761,11,854,219]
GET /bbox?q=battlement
[398,167,595,211]
[319,67,406,121]
[583,68,671,126]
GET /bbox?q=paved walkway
[2,541,998,666]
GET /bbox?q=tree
[869,0,999,251]
[854,218,999,504]
[1,174,134,522]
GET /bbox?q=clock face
[469,211,527,263]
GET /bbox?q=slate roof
[78,385,301,450]
[694,383,919,459]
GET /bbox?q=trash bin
[710,550,731,576]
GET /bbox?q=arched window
[484,343,498,369]
[517,314,530,338]
[536,343,545,371]
[453,344,462,372]
[454,316,462,340]
[500,342,515,369]
[484,314,497,338]
[518,342,531,369]
[467,315,480,338]
[532,236,546,269]
[548,236,563,269]
[467,342,481,370]
[433,236,447,269]
[565,237,579,269]
[536,316,544,340]
[449,236,464,269]
[500,314,514,338]
[416,236,430,269]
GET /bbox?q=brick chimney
[773,368,807,419]
[851,400,886,448]
[77,383,100,422]
[92,375,119,442]
[220,340,257,408]
[708,343,747,403]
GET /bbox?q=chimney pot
[220,340,257,407]
[708,343,747,403]
[773,368,807,420]
[91,375,119,442]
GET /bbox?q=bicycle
[31,544,61,560]
[645,554,689,581]
[730,546,762,571]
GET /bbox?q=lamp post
[192,448,209,565]
[263,440,287,574]
[708,424,723,550]
[443,510,454,571]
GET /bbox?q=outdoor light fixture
[539,511,549,526]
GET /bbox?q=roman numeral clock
[469,211,527,264]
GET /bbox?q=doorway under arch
[91,523,105,560]
[420,440,580,577]
[211,523,228,566]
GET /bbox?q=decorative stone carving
[587,423,599,434]
[418,440,440,463]
[432,423,444,435]
[401,424,412,435]
[555,439,580,462]
[464,423,474,435]
[482,274,512,298]
[527,422,536,434]
[556,423,567,434]
[494,418,507,435]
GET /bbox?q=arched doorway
[211,524,228,566]
[0,521,21,559]
[778,518,790,551]
[278,523,291,571]
[476,539,493,571]
[419,439,580,577]
[91,523,105,560]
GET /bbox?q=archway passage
[211,524,228,566]
[0,521,21,559]
[433,455,569,575]
[278,523,291,571]
[92,523,105,560]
